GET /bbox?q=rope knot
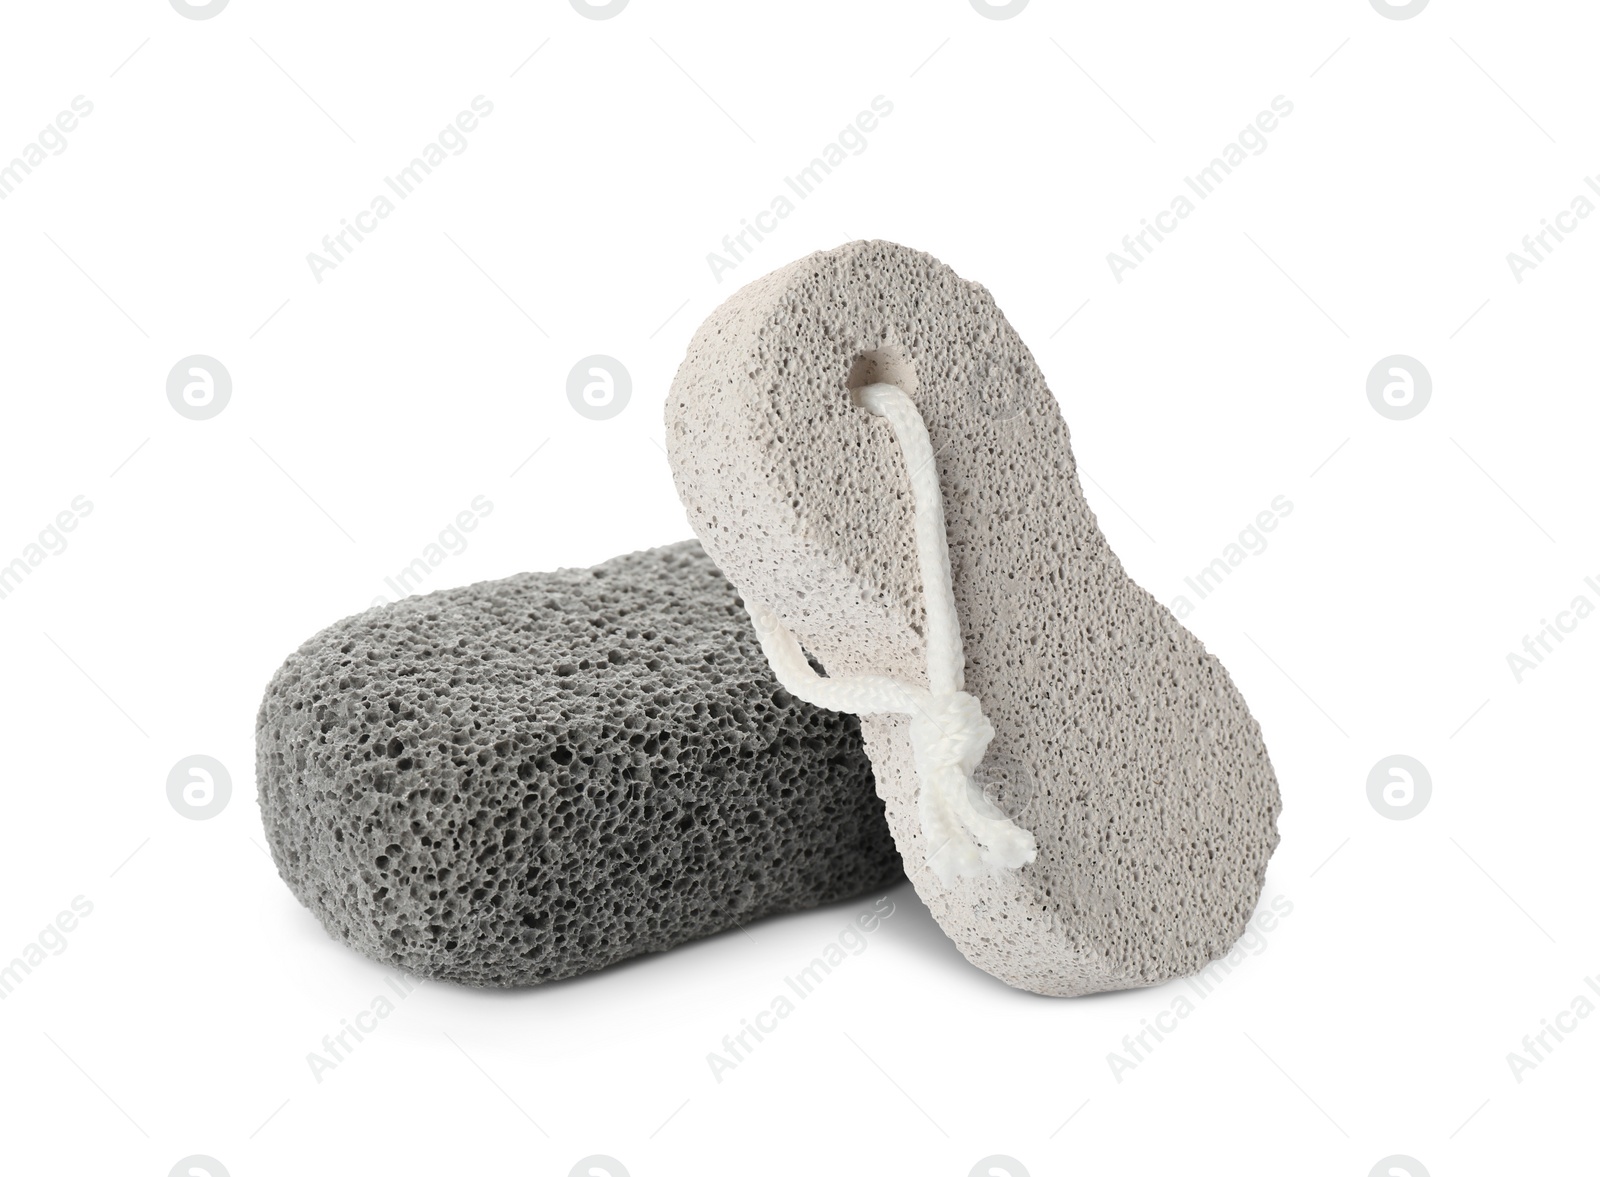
[909,691,993,776]
[908,690,1036,888]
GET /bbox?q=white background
[1,1,1595,1174]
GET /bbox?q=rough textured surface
[665,239,1283,996]
[256,541,900,987]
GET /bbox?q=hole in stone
[845,344,918,404]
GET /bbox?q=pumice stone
[256,541,900,986]
[665,239,1283,996]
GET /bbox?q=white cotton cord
[741,382,1037,887]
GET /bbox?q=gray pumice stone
[256,540,900,986]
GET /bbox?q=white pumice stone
[256,541,900,987]
[665,240,1282,996]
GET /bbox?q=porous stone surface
[665,239,1283,996]
[256,541,900,987]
